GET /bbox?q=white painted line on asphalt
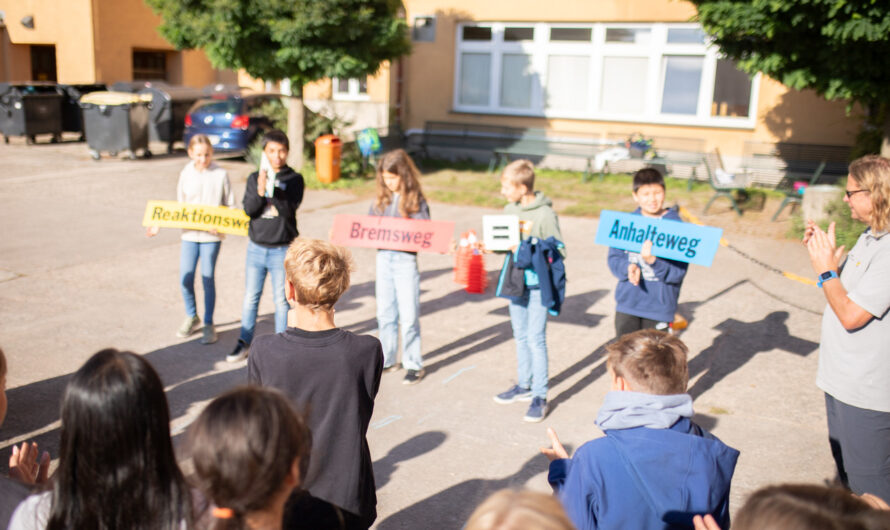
[442,365,475,385]
[372,415,402,429]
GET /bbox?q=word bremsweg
[142,200,250,236]
[330,214,454,254]
[594,210,723,267]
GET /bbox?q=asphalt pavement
[0,137,833,528]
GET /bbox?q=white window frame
[452,21,759,129]
[332,77,370,101]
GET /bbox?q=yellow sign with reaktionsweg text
[142,201,250,236]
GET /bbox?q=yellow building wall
[0,0,225,86]
[400,0,858,157]
[303,63,391,104]
[1,0,96,82]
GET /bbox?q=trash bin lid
[315,134,341,146]
[79,91,152,106]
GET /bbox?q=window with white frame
[332,77,369,100]
[453,22,758,128]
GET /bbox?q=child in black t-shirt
[248,238,383,530]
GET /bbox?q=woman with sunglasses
[804,154,890,505]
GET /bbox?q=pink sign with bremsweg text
[330,214,454,254]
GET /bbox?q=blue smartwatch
[817,270,838,288]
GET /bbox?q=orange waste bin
[315,134,342,183]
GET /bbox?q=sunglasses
[845,189,869,198]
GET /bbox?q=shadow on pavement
[375,449,567,530]
[374,431,448,490]
[687,310,817,399]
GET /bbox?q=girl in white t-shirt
[148,134,234,343]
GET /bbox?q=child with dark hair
[248,238,383,530]
[608,168,688,337]
[10,349,192,530]
[541,330,739,530]
[228,129,305,363]
[189,386,311,530]
[0,347,48,529]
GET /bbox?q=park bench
[739,141,849,221]
[601,134,707,189]
[409,121,522,160]
[487,128,621,180]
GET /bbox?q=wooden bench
[410,121,523,160]
[488,128,620,180]
[739,141,850,220]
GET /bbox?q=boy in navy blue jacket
[541,330,739,530]
[607,168,687,338]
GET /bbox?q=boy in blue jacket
[608,168,687,337]
[541,330,739,530]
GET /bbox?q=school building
[1,0,859,169]
[0,0,234,87]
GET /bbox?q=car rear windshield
[190,99,241,114]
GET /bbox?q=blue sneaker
[493,385,532,404]
[523,397,548,423]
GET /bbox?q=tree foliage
[145,0,411,89]
[690,0,890,108]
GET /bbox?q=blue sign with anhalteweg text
[595,210,723,267]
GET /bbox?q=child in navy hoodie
[607,168,687,338]
[541,330,739,530]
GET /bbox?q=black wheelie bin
[138,84,202,153]
[0,82,64,144]
[79,91,152,160]
[58,83,107,140]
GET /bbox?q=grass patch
[300,163,376,192]
[412,161,751,218]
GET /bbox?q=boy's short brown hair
[284,238,354,310]
[606,330,688,395]
[502,159,536,191]
[0,346,5,378]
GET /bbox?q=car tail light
[230,115,249,129]
[184,114,192,127]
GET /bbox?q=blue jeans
[239,240,289,344]
[508,288,549,399]
[180,240,221,324]
[376,250,423,370]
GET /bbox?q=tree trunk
[882,116,890,158]
[286,83,304,171]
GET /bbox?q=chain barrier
[677,205,816,287]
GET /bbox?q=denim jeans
[239,240,289,344]
[508,288,549,399]
[179,240,221,324]
[376,250,423,371]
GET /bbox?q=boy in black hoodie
[227,129,305,362]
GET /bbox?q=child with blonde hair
[465,489,575,530]
[148,133,234,344]
[248,238,383,530]
[369,149,430,384]
[493,159,566,422]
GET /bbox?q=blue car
[183,91,283,156]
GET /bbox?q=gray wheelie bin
[79,91,152,160]
[138,84,201,153]
[0,83,64,144]
[58,83,107,140]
